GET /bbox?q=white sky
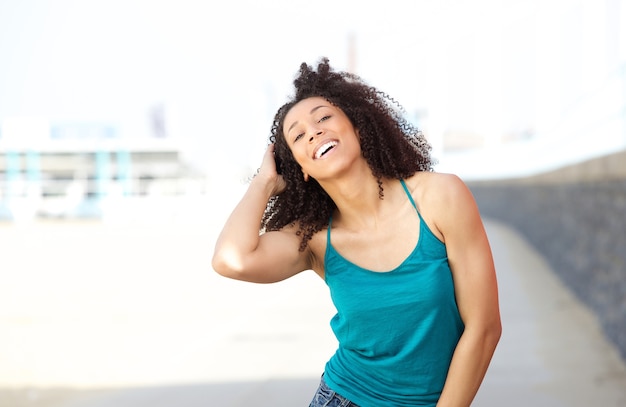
[0,0,623,179]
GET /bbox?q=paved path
[0,218,625,406]
[474,220,626,407]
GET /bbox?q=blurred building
[0,120,207,221]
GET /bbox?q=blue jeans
[309,376,359,407]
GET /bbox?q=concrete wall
[468,149,626,361]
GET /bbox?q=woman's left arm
[432,174,502,407]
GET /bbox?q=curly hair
[262,57,435,251]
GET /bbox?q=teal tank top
[323,179,464,406]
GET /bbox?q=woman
[212,58,501,406]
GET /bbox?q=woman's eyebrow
[287,105,328,133]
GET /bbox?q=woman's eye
[319,115,331,123]
[294,133,304,142]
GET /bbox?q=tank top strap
[400,179,429,225]
[400,179,418,210]
[327,215,333,243]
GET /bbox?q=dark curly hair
[262,57,435,251]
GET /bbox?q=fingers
[260,143,278,172]
[259,143,286,195]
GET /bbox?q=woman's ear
[303,171,309,182]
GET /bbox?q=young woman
[212,58,501,407]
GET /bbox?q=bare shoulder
[405,171,471,207]
[403,172,477,239]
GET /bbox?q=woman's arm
[211,145,311,283]
[431,174,502,407]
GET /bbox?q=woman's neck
[320,174,400,231]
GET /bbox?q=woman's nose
[308,129,323,143]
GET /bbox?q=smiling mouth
[314,141,338,159]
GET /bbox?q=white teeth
[315,141,338,159]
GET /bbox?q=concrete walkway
[0,218,625,406]
[474,220,626,407]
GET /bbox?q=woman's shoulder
[404,171,468,202]
[403,172,474,238]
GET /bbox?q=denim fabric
[309,376,359,407]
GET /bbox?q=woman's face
[282,97,361,181]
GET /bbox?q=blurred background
[1,0,625,406]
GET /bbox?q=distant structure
[0,120,206,221]
[347,32,357,74]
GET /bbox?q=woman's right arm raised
[211,145,310,283]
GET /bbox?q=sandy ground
[0,210,625,406]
